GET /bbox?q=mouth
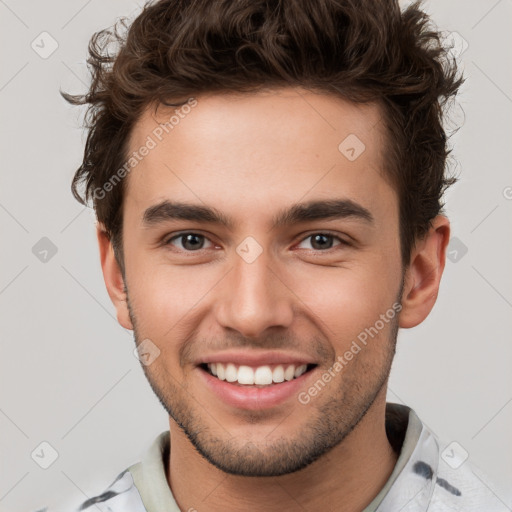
[195,350,320,410]
[200,362,317,387]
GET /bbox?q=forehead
[123,87,395,228]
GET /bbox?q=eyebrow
[142,198,374,230]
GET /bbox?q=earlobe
[398,216,451,329]
[96,224,133,330]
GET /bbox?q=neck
[166,392,398,512]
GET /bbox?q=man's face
[120,88,404,476]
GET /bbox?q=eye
[164,232,215,251]
[162,231,351,254]
[296,232,349,251]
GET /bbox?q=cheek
[293,263,400,343]
[126,260,221,336]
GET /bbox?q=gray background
[1,0,511,510]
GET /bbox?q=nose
[214,249,295,340]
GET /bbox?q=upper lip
[196,350,317,367]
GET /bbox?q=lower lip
[198,366,314,410]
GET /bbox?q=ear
[399,215,451,328]
[96,223,133,330]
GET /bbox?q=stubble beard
[126,289,401,477]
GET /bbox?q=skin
[97,87,450,511]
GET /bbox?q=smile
[203,362,316,386]
[197,357,319,410]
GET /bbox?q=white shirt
[35,403,510,511]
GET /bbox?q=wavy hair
[62,0,464,271]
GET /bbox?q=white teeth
[216,363,226,381]
[272,365,285,383]
[206,362,310,385]
[284,365,295,381]
[225,363,237,382]
[254,366,273,385]
[294,364,307,378]
[237,365,254,385]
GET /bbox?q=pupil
[183,234,203,250]
[312,234,332,250]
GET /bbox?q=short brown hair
[62,0,463,272]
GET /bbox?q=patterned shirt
[35,403,509,511]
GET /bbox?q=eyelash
[162,231,351,253]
